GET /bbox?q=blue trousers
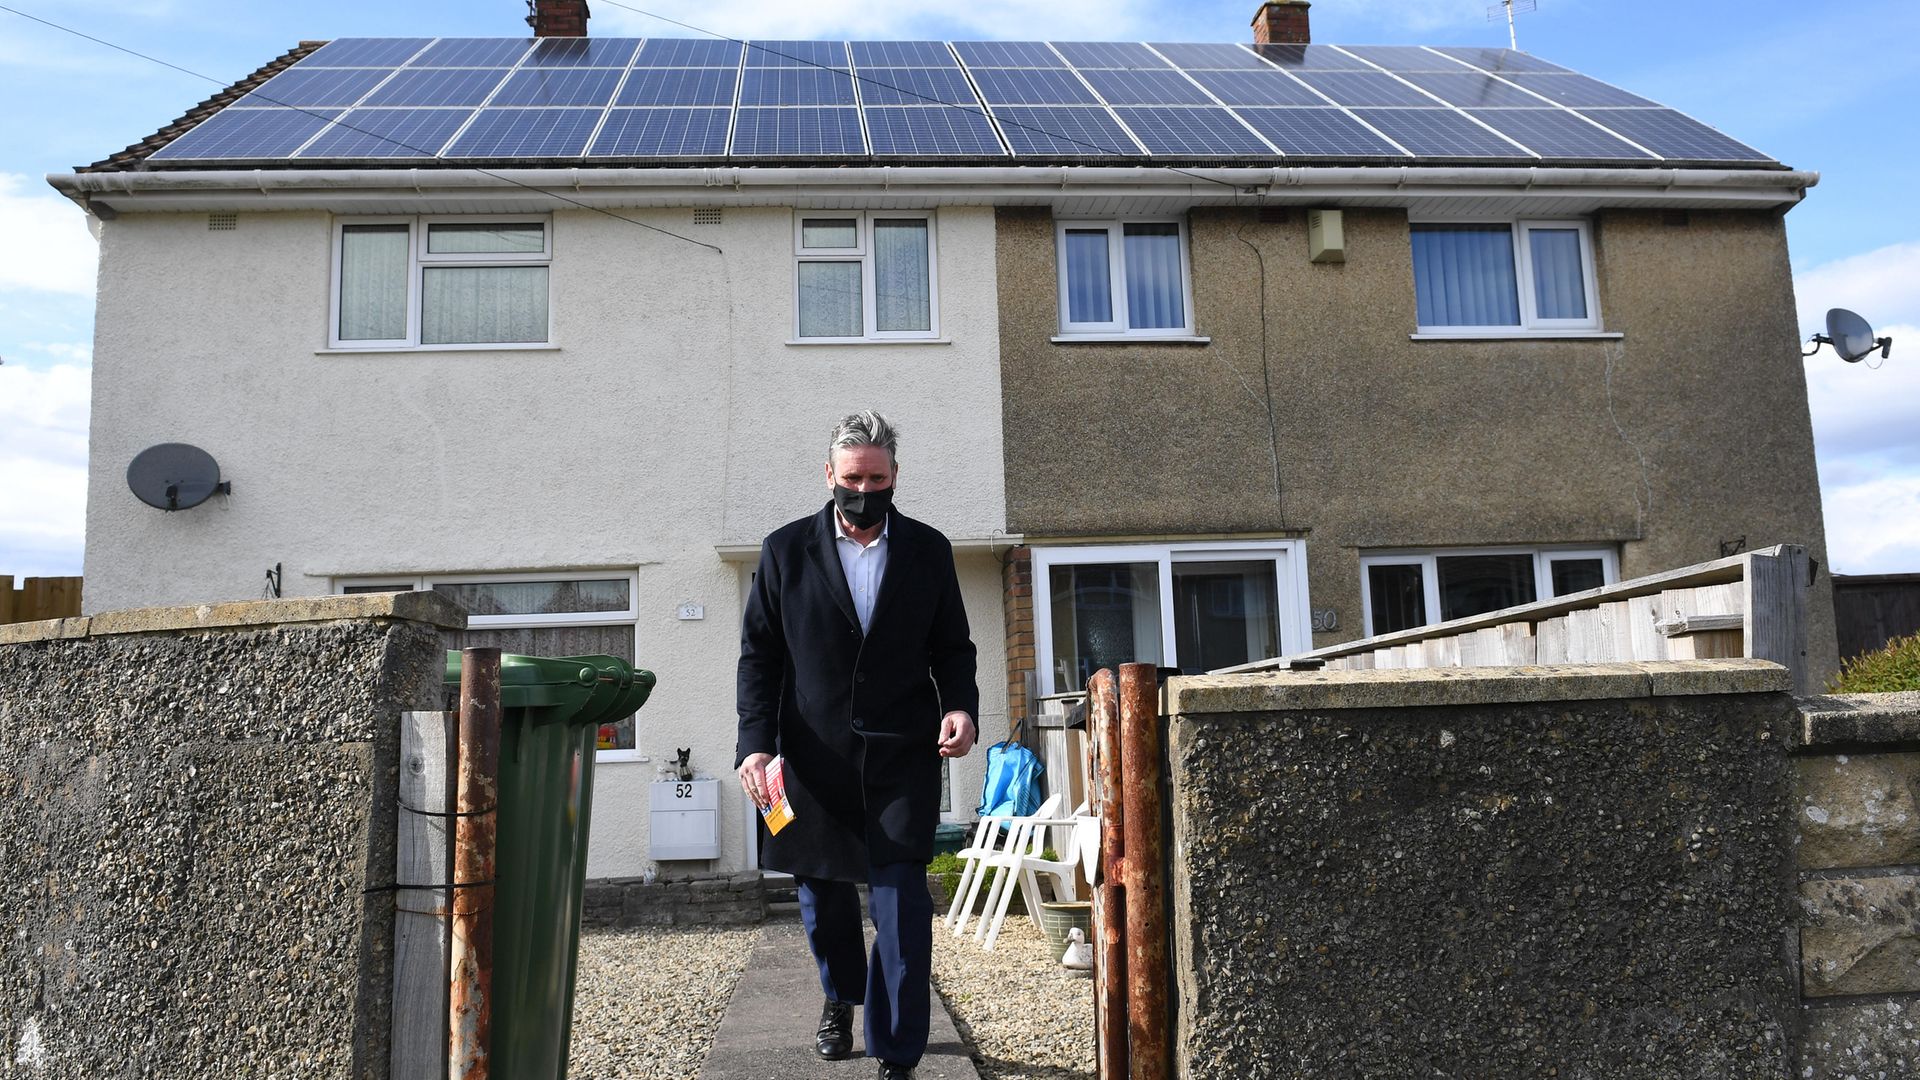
[794,860,933,1068]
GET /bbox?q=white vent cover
[692,208,722,226]
[207,212,237,231]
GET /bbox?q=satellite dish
[126,443,231,511]
[1806,308,1894,363]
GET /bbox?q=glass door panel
[1171,559,1278,673]
[1047,562,1162,694]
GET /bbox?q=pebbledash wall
[994,204,1840,689]
[79,203,1009,880]
[0,593,460,1079]
[1162,662,1920,1079]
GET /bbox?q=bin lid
[444,650,656,727]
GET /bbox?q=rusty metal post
[1118,662,1169,1080]
[1087,669,1128,1080]
[450,647,501,1080]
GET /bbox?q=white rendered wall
[83,204,1008,878]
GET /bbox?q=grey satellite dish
[1806,308,1894,363]
[126,443,231,511]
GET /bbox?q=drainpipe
[450,647,501,1080]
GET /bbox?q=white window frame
[1054,216,1197,338]
[329,214,555,351]
[1409,217,1601,336]
[1031,540,1311,694]
[1358,545,1618,637]
[791,211,941,342]
[334,569,644,761]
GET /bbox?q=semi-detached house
[52,0,1835,881]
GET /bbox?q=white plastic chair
[945,793,1063,937]
[975,801,1092,952]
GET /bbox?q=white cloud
[592,0,1154,43]
[20,342,92,365]
[1818,467,1920,576]
[0,175,97,297]
[0,363,89,578]
[1794,240,1920,338]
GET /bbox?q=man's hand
[937,711,976,758]
[737,752,774,810]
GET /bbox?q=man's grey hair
[827,410,900,465]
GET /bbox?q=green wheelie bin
[444,650,656,1080]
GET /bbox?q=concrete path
[699,918,981,1080]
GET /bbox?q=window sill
[1051,334,1212,346]
[1408,331,1623,341]
[595,750,648,764]
[316,343,563,355]
[785,337,951,346]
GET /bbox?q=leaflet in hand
[760,755,796,836]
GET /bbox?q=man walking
[736,411,978,1080]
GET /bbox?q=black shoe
[815,999,854,1061]
[876,1063,915,1080]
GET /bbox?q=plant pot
[1037,900,1092,954]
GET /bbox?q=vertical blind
[1411,223,1521,327]
[873,219,931,332]
[1063,229,1113,324]
[339,224,409,340]
[1527,227,1588,320]
[1123,223,1185,330]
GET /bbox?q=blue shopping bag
[976,736,1044,820]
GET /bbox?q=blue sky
[3,0,1917,581]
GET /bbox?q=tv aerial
[126,442,231,511]
[1489,0,1537,50]
[1804,308,1894,364]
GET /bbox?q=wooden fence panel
[1,576,83,623]
[393,710,454,1080]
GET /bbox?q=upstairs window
[1360,546,1616,636]
[1056,218,1195,338]
[1410,219,1599,335]
[332,217,551,349]
[792,212,938,341]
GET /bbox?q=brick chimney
[527,0,590,37]
[1251,0,1310,45]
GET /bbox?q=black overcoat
[735,502,979,881]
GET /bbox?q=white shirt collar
[832,508,890,545]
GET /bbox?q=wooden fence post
[392,710,455,1080]
[1744,546,1810,694]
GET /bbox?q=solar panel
[1351,108,1528,156]
[1114,107,1271,155]
[301,38,433,68]
[1398,71,1552,108]
[633,38,742,67]
[1501,73,1657,108]
[740,67,857,106]
[589,107,731,155]
[1082,69,1213,105]
[617,68,739,106]
[951,41,1066,68]
[849,41,958,67]
[1233,107,1405,156]
[410,39,537,68]
[1574,109,1771,161]
[1336,45,1460,71]
[971,68,1098,105]
[1255,44,1374,70]
[365,69,512,107]
[1189,69,1323,106]
[746,41,850,68]
[993,105,1139,155]
[149,108,341,160]
[853,68,981,106]
[1430,47,1570,73]
[442,107,604,156]
[524,37,641,68]
[730,107,865,154]
[1052,42,1170,69]
[1293,71,1436,106]
[299,108,475,158]
[864,107,1004,155]
[1147,43,1270,70]
[1468,109,1654,159]
[240,69,388,107]
[491,68,624,107]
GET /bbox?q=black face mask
[833,484,893,530]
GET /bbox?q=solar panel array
[147,37,1775,165]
